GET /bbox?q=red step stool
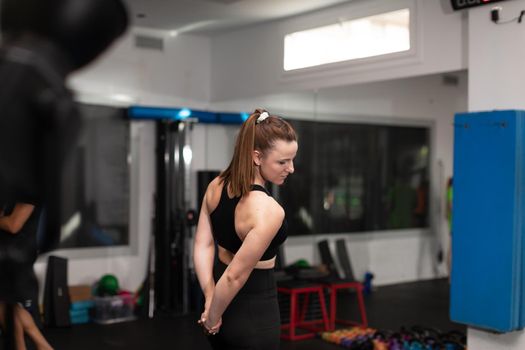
[326,281,368,330]
[278,283,330,340]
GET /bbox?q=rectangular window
[284,8,411,71]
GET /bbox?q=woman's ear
[252,150,262,166]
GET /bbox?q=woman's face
[256,139,298,185]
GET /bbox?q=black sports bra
[209,183,287,261]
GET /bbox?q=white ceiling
[124,0,354,35]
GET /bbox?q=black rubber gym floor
[40,278,464,350]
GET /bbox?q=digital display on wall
[451,0,506,11]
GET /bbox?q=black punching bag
[0,0,128,303]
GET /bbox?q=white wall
[211,71,467,285]
[284,229,436,286]
[467,0,525,348]
[468,328,525,350]
[468,2,525,111]
[210,0,466,101]
[70,28,212,109]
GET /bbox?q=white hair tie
[256,112,269,124]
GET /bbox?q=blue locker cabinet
[451,110,525,333]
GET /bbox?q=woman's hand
[198,309,222,336]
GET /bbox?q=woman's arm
[193,190,217,306]
[205,194,284,327]
[0,203,34,234]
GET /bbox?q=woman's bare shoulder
[243,190,284,221]
[205,176,224,212]
[208,176,224,192]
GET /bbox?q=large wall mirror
[278,119,430,236]
[58,104,130,249]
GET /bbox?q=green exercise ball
[295,259,310,268]
[98,274,119,296]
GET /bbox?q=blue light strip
[129,106,181,120]
[128,106,248,125]
[218,113,247,124]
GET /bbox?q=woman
[0,202,54,350]
[0,303,53,350]
[193,109,297,349]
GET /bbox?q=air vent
[201,0,244,4]
[442,74,459,86]
[135,35,164,51]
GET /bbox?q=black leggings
[207,260,280,350]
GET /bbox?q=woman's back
[206,177,286,268]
